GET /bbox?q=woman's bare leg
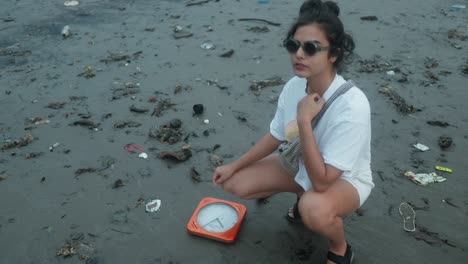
[297,179,360,264]
[221,153,303,200]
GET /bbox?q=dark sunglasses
[283,38,329,57]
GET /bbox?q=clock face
[196,203,239,233]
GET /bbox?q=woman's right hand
[212,163,237,187]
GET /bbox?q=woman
[212,1,374,263]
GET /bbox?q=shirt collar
[321,74,346,102]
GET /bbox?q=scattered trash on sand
[200,42,215,50]
[379,85,419,114]
[427,120,450,127]
[190,167,202,183]
[63,1,79,7]
[112,179,124,189]
[49,142,60,152]
[145,199,161,212]
[56,243,78,257]
[1,134,34,150]
[435,166,452,173]
[46,102,66,109]
[61,25,70,39]
[129,104,149,113]
[360,16,378,21]
[159,148,192,162]
[238,18,281,27]
[245,25,270,33]
[404,171,446,186]
[413,143,429,152]
[151,98,176,117]
[149,119,183,144]
[399,202,416,232]
[219,49,234,58]
[70,119,100,129]
[113,120,141,129]
[249,76,285,94]
[124,144,148,159]
[209,153,223,169]
[75,168,98,176]
[193,104,204,115]
[185,0,217,7]
[28,117,50,125]
[0,173,8,182]
[78,66,96,79]
[451,4,466,9]
[438,135,453,150]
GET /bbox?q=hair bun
[324,1,340,16]
[299,0,322,16]
[299,0,340,17]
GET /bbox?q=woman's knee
[298,192,334,230]
[221,178,251,199]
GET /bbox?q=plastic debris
[61,25,70,38]
[203,119,210,124]
[64,1,79,6]
[200,42,215,50]
[404,171,446,186]
[49,142,60,152]
[124,144,148,159]
[399,202,416,232]
[451,4,466,9]
[435,166,452,173]
[386,70,395,76]
[413,143,429,151]
[145,199,161,212]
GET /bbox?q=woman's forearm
[298,120,328,191]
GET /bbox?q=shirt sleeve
[321,121,368,172]
[269,88,286,141]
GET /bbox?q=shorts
[294,166,373,207]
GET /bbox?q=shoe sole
[399,202,416,232]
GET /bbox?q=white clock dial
[196,203,239,233]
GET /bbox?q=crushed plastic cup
[145,199,161,212]
[138,152,148,159]
[413,143,429,151]
[404,171,446,186]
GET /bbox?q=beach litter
[435,166,452,173]
[64,1,79,6]
[360,15,378,21]
[1,134,34,150]
[149,119,183,144]
[451,4,466,9]
[145,199,161,212]
[249,76,285,94]
[112,179,124,189]
[413,143,429,152]
[200,42,215,50]
[404,171,446,186]
[124,144,148,159]
[129,104,149,113]
[159,148,192,162]
[399,202,416,232]
[191,167,202,183]
[49,142,60,152]
[193,104,204,115]
[378,85,419,114]
[426,120,450,127]
[61,25,70,38]
[438,135,453,150]
[219,49,234,58]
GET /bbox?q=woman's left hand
[297,92,325,123]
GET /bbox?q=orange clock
[187,197,247,243]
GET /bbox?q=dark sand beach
[1,0,467,263]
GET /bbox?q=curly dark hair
[286,0,355,72]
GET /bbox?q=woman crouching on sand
[212,0,374,263]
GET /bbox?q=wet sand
[1,0,467,263]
